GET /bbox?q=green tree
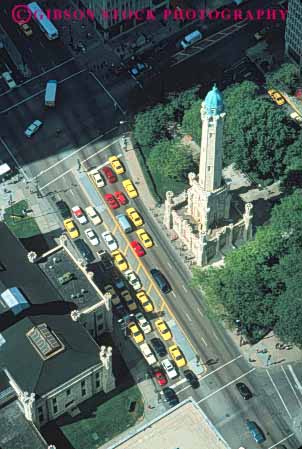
[168,87,199,121]
[181,100,201,143]
[147,139,195,183]
[223,80,259,109]
[265,63,300,94]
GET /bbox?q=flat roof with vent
[27,323,64,359]
[1,287,30,315]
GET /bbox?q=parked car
[154,369,167,386]
[130,62,149,77]
[136,228,153,248]
[112,250,128,272]
[150,268,171,294]
[108,155,125,174]
[135,312,152,333]
[184,370,199,389]
[56,200,71,219]
[161,358,178,379]
[150,337,167,357]
[140,343,157,365]
[64,218,79,239]
[155,319,172,341]
[18,20,33,36]
[2,71,17,89]
[114,191,128,205]
[90,169,105,188]
[290,111,302,124]
[128,321,144,344]
[246,420,265,444]
[112,273,126,289]
[122,179,138,198]
[102,231,118,251]
[168,345,186,368]
[124,270,142,290]
[268,89,285,106]
[24,119,42,138]
[104,193,119,209]
[136,291,154,312]
[115,303,128,319]
[84,228,99,246]
[85,206,102,225]
[162,387,179,407]
[102,166,117,183]
[131,240,145,257]
[103,284,120,305]
[236,382,253,400]
[121,289,137,312]
[97,250,114,271]
[71,206,88,225]
[126,207,143,227]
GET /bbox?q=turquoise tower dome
[204,84,224,116]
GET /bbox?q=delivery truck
[45,80,57,107]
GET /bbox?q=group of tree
[191,191,302,346]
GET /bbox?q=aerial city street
[0,0,302,448]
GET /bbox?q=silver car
[24,120,43,138]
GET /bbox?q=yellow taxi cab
[121,290,138,312]
[122,179,138,199]
[126,207,143,227]
[63,218,79,239]
[136,291,154,313]
[108,155,125,175]
[128,321,144,344]
[168,345,186,368]
[136,228,153,248]
[155,319,172,341]
[111,250,128,272]
[268,89,285,106]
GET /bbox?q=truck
[45,80,57,107]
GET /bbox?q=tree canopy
[265,63,300,94]
[192,191,302,345]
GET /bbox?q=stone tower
[187,84,231,232]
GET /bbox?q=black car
[236,382,253,400]
[184,370,199,389]
[150,337,167,357]
[56,200,71,219]
[114,303,128,320]
[97,250,114,271]
[73,239,94,264]
[150,268,171,294]
[162,387,179,407]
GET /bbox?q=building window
[97,312,103,321]
[89,330,94,336]
[81,380,85,387]
[96,380,100,388]
[53,405,58,414]
[66,388,71,396]
[207,166,211,171]
[95,372,100,379]
[98,324,103,331]
[38,406,44,422]
[81,388,86,397]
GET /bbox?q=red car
[154,370,167,386]
[104,193,119,209]
[102,166,117,184]
[114,191,128,205]
[130,240,145,257]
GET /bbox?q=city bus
[27,2,59,40]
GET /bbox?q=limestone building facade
[163,85,253,267]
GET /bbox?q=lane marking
[268,433,295,449]
[266,369,292,418]
[89,71,126,115]
[136,262,142,273]
[0,68,86,114]
[182,285,188,292]
[0,137,29,181]
[36,134,119,184]
[201,337,208,347]
[284,366,302,407]
[40,168,72,191]
[288,365,302,393]
[197,307,204,317]
[197,368,255,404]
[211,330,219,341]
[185,312,192,322]
[171,291,176,298]
[147,284,152,294]
[112,224,118,235]
[167,262,172,269]
[82,144,119,164]
[200,355,243,382]
[165,377,187,391]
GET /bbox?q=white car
[24,120,43,138]
[290,111,302,124]
[161,358,178,380]
[71,206,88,225]
[85,206,102,225]
[135,312,152,334]
[140,343,157,366]
[2,71,17,89]
[84,228,99,246]
[103,284,120,305]
[124,269,142,291]
[90,169,105,187]
[101,231,118,251]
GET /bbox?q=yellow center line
[147,283,153,295]
[136,262,142,273]
[112,224,118,235]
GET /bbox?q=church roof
[204,84,224,116]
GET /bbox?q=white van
[180,30,202,49]
[2,72,17,89]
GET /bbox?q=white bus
[27,2,59,40]
[180,30,202,49]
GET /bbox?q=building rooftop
[0,400,48,449]
[204,84,224,116]
[107,399,231,449]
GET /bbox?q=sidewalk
[229,329,302,368]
